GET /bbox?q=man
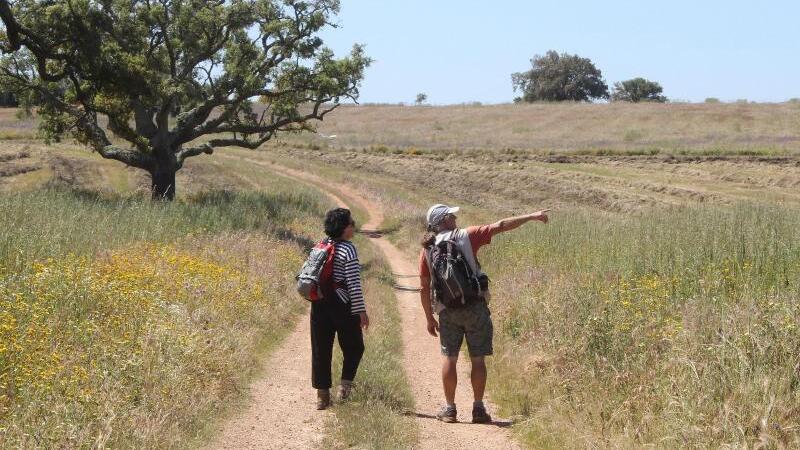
[419,204,550,423]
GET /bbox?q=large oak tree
[0,0,369,199]
[512,50,608,103]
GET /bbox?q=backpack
[296,239,337,302]
[425,237,484,308]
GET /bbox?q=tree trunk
[150,167,176,201]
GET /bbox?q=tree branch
[96,145,155,171]
[208,134,274,149]
[176,142,213,167]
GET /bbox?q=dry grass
[261,144,800,213]
[280,102,800,155]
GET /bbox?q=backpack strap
[423,245,436,284]
[318,237,341,299]
[453,228,482,275]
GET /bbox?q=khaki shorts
[438,300,493,357]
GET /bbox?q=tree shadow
[268,226,316,251]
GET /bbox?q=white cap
[426,204,460,228]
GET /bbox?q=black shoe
[472,404,492,424]
[316,390,331,410]
[436,405,457,423]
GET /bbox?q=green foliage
[511,50,609,102]
[0,0,370,198]
[414,93,427,105]
[705,97,721,103]
[611,77,667,103]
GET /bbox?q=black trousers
[310,297,365,389]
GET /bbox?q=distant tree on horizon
[0,0,369,200]
[415,93,428,105]
[512,50,609,103]
[611,78,667,103]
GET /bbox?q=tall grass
[0,186,331,448]
[0,187,325,272]
[482,204,800,447]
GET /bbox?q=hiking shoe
[338,383,353,401]
[436,405,457,423]
[472,404,492,424]
[316,389,331,410]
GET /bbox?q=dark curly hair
[324,208,353,239]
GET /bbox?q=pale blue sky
[320,0,800,104]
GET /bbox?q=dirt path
[236,158,520,449]
[203,318,327,450]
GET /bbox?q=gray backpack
[296,239,336,302]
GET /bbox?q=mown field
[2,102,799,448]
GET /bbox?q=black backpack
[425,237,484,308]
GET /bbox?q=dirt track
[206,157,520,449]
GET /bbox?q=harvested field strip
[0,151,29,162]
[264,145,800,212]
[0,163,40,177]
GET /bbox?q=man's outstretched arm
[491,209,550,234]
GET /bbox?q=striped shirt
[332,240,366,314]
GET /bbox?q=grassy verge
[0,183,333,448]
[482,203,800,448]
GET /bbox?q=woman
[311,208,369,410]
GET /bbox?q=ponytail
[420,224,437,248]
